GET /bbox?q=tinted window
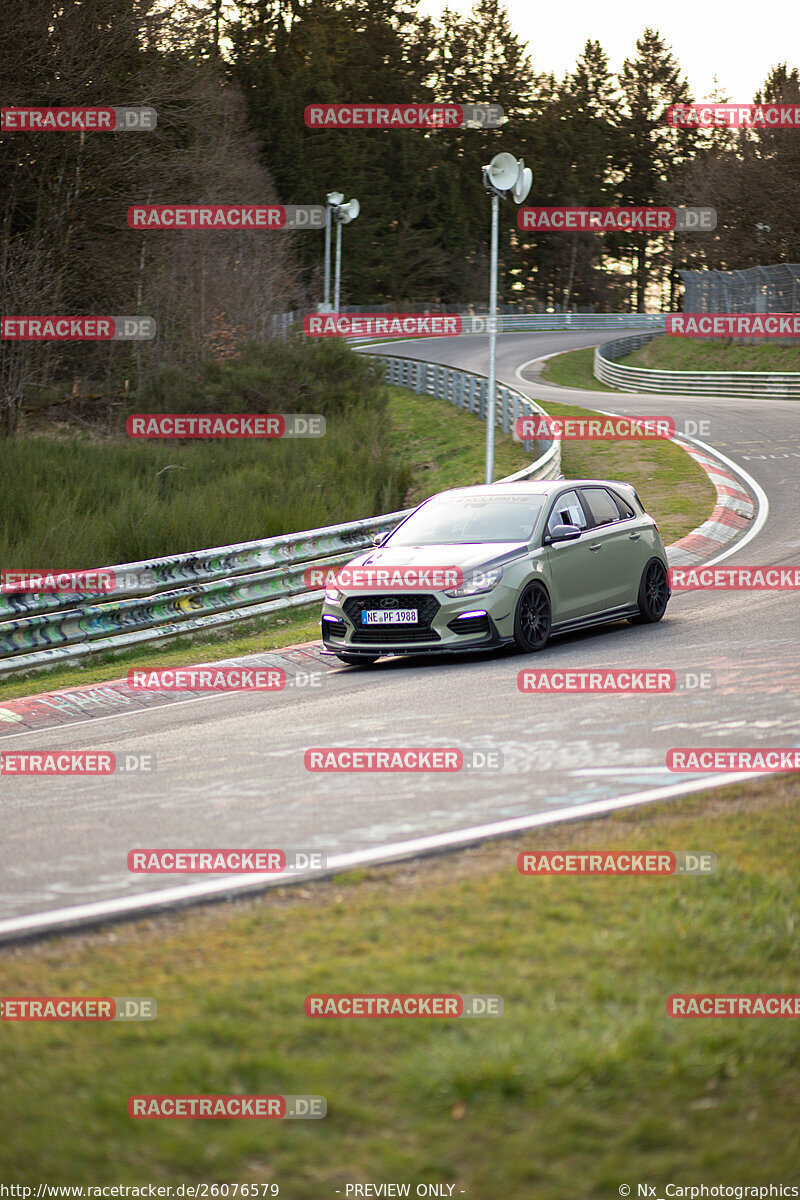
[546,489,588,534]
[614,492,635,519]
[582,488,622,527]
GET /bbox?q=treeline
[2,0,799,428]
[230,3,699,313]
[224,0,800,309]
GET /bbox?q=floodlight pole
[334,220,343,312]
[485,192,499,484]
[323,205,332,309]
[481,153,531,483]
[322,192,343,312]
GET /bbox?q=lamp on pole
[320,191,343,313]
[481,153,532,483]
[332,197,359,313]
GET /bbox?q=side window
[547,489,588,535]
[582,487,622,528]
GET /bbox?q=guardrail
[486,314,664,332]
[595,331,800,395]
[275,310,666,338]
[0,361,559,676]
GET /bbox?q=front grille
[448,614,490,636]
[352,626,441,644]
[343,593,441,644]
[321,617,346,640]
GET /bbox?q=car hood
[349,541,529,573]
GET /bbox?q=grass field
[1,775,799,1193]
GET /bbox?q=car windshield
[388,494,546,545]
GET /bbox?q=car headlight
[325,585,343,602]
[444,567,504,597]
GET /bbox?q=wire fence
[679,264,800,313]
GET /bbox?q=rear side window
[613,492,635,519]
[546,489,588,534]
[582,487,622,527]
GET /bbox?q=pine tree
[617,28,694,310]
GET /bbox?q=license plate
[361,609,418,625]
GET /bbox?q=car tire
[630,558,670,624]
[513,581,551,652]
[335,653,380,666]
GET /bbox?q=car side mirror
[545,523,582,545]
[372,530,389,547]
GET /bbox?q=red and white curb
[666,439,756,567]
[0,644,335,735]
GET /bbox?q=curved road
[1,331,798,938]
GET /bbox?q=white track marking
[0,770,773,940]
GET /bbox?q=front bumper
[320,588,517,656]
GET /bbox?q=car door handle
[589,542,602,552]
[628,531,641,540]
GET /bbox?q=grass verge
[621,334,800,373]
[541,346,620,392]
[1,775,798,1193]
[386,387,529,505]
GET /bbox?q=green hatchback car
[320,480,671,664]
